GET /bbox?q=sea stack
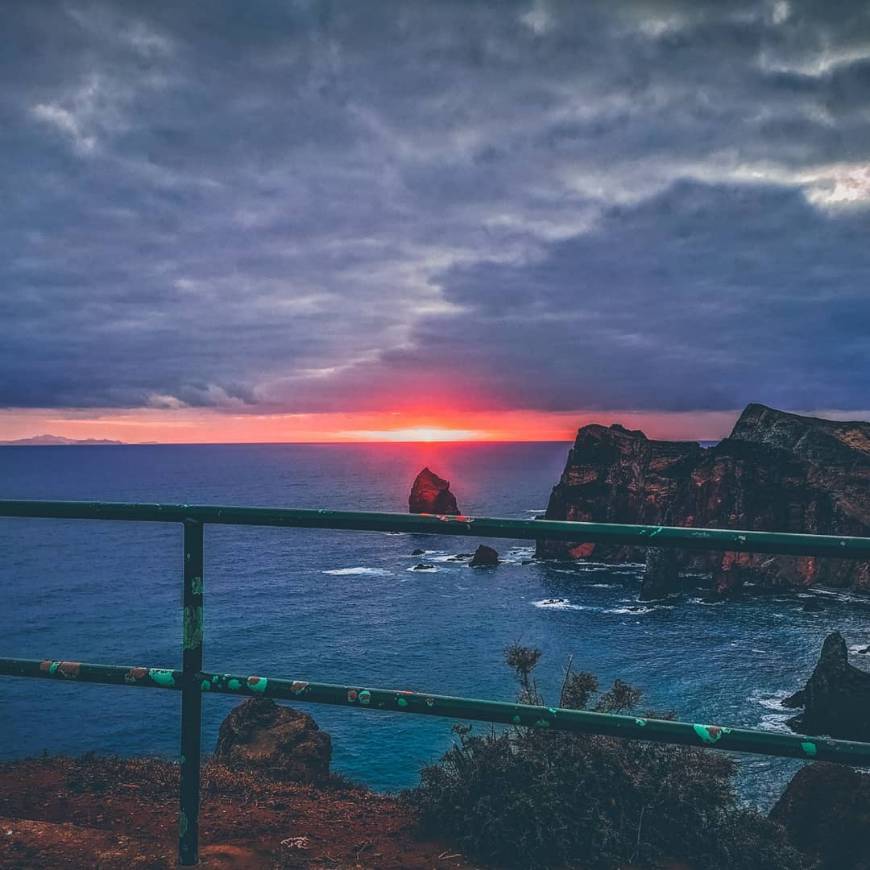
[409,467,460,514]
[536,404,870,596]
[781,631,870,741]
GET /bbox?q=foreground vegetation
[408,644,808,869]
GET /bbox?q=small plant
[408,645,809,869]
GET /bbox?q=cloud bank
[3,0,869,416]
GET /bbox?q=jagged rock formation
[770,762,870,869]
[409,467,460,514]
[214,697,331,783]
[641,546,681,600]
[536,404,870,596]
[781,631,870,741]
[470,544,499,567]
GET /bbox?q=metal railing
[2,499,870,865]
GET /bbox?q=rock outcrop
[470,544,499,567]
[641,546,681,600]
[770,762,870,869]
[781,631,870,741]
[214,697,331,783]
[409,467,460,514]
[536,404,870,595]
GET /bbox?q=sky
[2,0,869,442]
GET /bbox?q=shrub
[408,646,809,869]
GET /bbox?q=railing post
[179,520,204,865]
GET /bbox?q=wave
[604,605,667,615]
[532,599,669,616]
[508,545,536,557]
[532,598,587,611]
[807,587,870,605]
[322,567,392,576]
[748,689,793,712]
[757,712,794,734]
[748,689,794,734]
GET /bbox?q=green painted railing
[1,500,870,865]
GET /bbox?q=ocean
[1,442,868,808]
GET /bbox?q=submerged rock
[412,562,436,570]
[410,548,426,556]
[781,631,870,741]
[770,762,870,869]
[470,544,499,567]
[536,403,870,596]
[409,467,459,514]
[214,697,331,783]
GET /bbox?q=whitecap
[757,712,793,734]
[508,546,536,557]
[748,689,793,712]
[322,567,392,576]
[808,587,870,604]
[532,598,587,611]
[604,605,665,615]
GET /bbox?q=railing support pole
[178,520,204,865]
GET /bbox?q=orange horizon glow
[0,406,762,444]
[3,405,869,445]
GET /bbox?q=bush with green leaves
[408,645,809,869]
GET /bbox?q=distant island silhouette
[0,434,125,446]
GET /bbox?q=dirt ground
[0,756,473,869]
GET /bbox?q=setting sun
[340,425,488,442]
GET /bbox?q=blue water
[1,443,869,808]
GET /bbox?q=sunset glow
[341,426,489,442]
[0,406,797,444]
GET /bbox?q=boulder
[536,404,870,596]
[214,697,331,783]
[770,762,870,869]
[782,632,870,741]
[409,467,459,514]
[470,545,499,567]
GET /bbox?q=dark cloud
[2,0,869,412]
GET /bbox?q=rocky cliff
[536,404,870,596]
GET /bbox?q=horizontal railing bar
[0,658,183,687]
[1,500,870,559]
[2,657,868,767]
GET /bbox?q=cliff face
[537,405,870,595]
